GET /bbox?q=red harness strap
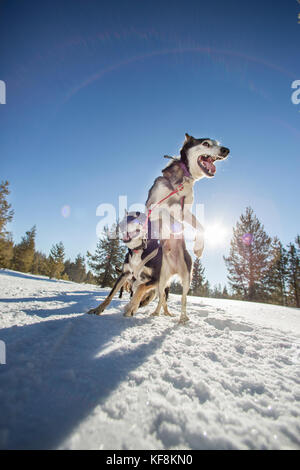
[143,182,185,228]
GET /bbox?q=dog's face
[182,134,230,180]
[119,211,148,249]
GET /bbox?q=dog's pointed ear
[184,133,192,143]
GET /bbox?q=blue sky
[1,0,299,287]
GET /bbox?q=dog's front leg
[193,234,204,258]
[183,207,204,258]
[87,272,131,315]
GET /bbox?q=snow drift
[0,269,299,450]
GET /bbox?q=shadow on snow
[0,278,171,449]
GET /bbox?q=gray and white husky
[88,134,229,323]
[144,133,230,323]
[87,211,171,316]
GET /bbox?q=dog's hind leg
[87,272,131,315]
[139,289,156,308]
[150,296,163,317]
[151,281,168,317]
[162,298,175,316]
[124,282,156,317]
[162,287,175,317]
[178,247,192,324]
[179,276,190,323]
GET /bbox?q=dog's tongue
[203,156,216,173]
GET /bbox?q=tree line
[0,181,126,285]
[0,181,299,307]
[0,221,96,284]
[188,207,299,307]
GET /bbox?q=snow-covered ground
[0,269,299,450]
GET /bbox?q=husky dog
[87,211,171,316]
[144,133,230,323]
[115,266,133,298]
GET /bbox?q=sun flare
[184,221,229,248]
[204,222,229,246]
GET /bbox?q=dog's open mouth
[122,229,141,243]
[197,155,216,177]
[122,234,131,243]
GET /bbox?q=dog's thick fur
[143,133,230,323]
[88,134,229,322]
[87,212,171,316]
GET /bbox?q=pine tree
[73,254,87,283]
[85,270,97,285]
[264,237,288,305]
[190,258,206,296]
[0,181,14,236]
[0,181,14,268]
[170,280,182,294]
[31,251,51,277]
[12,226,36,273]
[87,224,126,287]
[212,283,223,299]
[286,236,300,308]
[202,280,211,298]
[0,234,14,269]
[63,259,72,280]
[64,254,87,283]
[48,242,65,279]
[222,286,229,298]
[224,207,272,301]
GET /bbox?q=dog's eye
[202,141,211,148]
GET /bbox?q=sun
[204,222,229,247]
[183,221,229,248]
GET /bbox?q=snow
[0,269,299,450]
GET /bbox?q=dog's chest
[153,177,194,207]
[129,251,143,278]
[181,179,194,200]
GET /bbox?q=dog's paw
[150,310,160,317]
[163,311,175,317]
[87,307,102,315]
[178,314,189,324]
[193,237,204,258]
[123,304,134,317]
[193,247,203,258]
[123,310,134,317]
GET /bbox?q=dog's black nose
[220,147,229,157]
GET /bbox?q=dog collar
[163,155,192,179]
[179,161,192,178]
[132,239,147,253]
